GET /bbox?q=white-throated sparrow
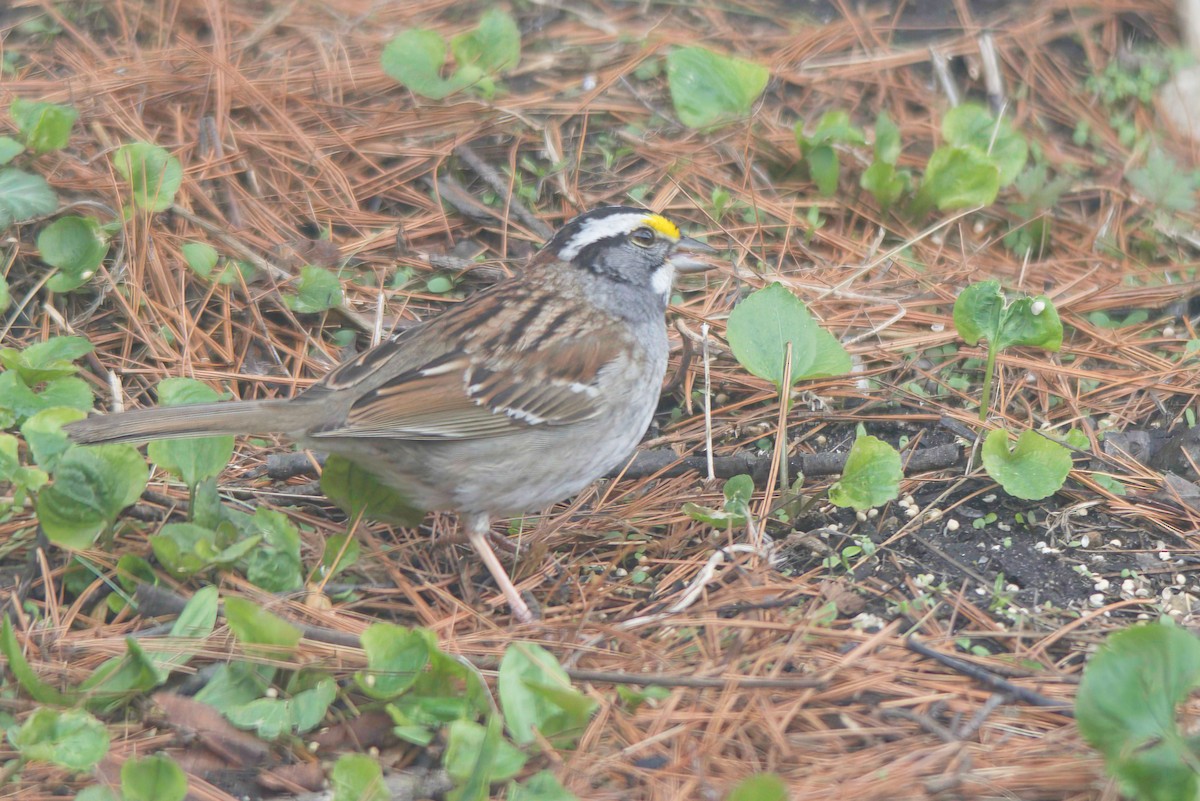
[66,206,716,623]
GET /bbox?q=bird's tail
[64,399,299,445]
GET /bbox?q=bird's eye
[630,227,656,247]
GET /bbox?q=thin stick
[701,322,715,481]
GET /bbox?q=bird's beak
[670,236,720,273]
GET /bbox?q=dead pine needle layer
[1,0,1198,799]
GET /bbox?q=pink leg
[464,513,535,623]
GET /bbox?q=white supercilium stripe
[557,213,656,260]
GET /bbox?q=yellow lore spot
[642,213,680,241]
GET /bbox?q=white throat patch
[650,263,674,300]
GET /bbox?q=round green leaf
[726,283,851,388]
[37,443,149,549]
[666,46,768,130]
[355,623,431,699]
[450,7,520,74]
[827,431,902,511]
[181,242,219,279]
[0,168,58,227]
[981,429,1072,501]
[20,405,86,471]
[728,773,788,801]
[38,216,109,292]
[145,377,233,488]
[941,103,1027,186]
[1077,623,1200,801]
[121,754,187,801]
[111,142,183,212]
[321,453,424,525]
[509,771,578,801]
[8,707,109,772]
[381,29,474,100]
[917,144,1001,211]
[223,596,302,652]
[10,98,76,154]
[284,265,343,313]
[444,718,528,783]
[498,642,597,747]
[330,754,388,801]
[0,136,25,165]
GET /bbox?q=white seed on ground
[1160,551,1172,561]
[1089,593,1105,606]
[856,511,867,522]
[1080,535,1090,548]
[975,587,987,596]
[905,506,919,518]
[983,494,997,503]
[1109,539,1122,548]
[1121,579,1136,593]
[266,687,278,698]
[1094,579,1110,591]
[946,519,960,532]
[867,508,878,518]
[816,435,828,447]
[931,322,945,333]
[925,508,942,522]
[1178,574,1188,585]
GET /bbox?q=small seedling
[860,110,910,208]
[952,280,1062,422]
[910,104,1028,218]
[381,8,521,100]
[827,425,902,511]
[795,110,866,196]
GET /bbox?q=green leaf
[666,46,768,130]
[728,773,788,801]
[0,372,93,425]
[38,443,149,549]
[74,786,120,801]
[321,453,425,525]
[181,242,219,279]
[355,623,431,700]
[1077,623,1200,801]
[0,168,58,227]
[952,281,1062,352]
[38,215,110,293]
[450,8,521,74]
[146,585,219,675]
[225,677,335,739]
[79,638,167,712]
[21,406,86,470]
[941,104,1027,186]
[8,707,108,771]
[828,427,902,511]
[193,661,274,711]
[111,142,183,213]
[981,429,1072,501]
[0,335,93,383]
[121,754,187,801]
[0,136,24,165]
[804,144,839,196]
[873,111,901,165]
[1127,149,1196,214]
[10,98,76,153]
[861,161,907,209]
[426,274,455,294]
[498,642,597,748]
[320,533,361,579]
[223,596,302,655]
[330,754,389,801]
[914,144,1001,213]
[381,29,475,100]
[243,507,303,592]
[0,273,8,314]
[146,378,233,489]
[508,772,577,800]
[445,718,528,785]
[726,283,851,388]
[284,265,343,314]
[683,473,754,527]
[0,615,77,705]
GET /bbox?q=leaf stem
[979,343,997,422]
